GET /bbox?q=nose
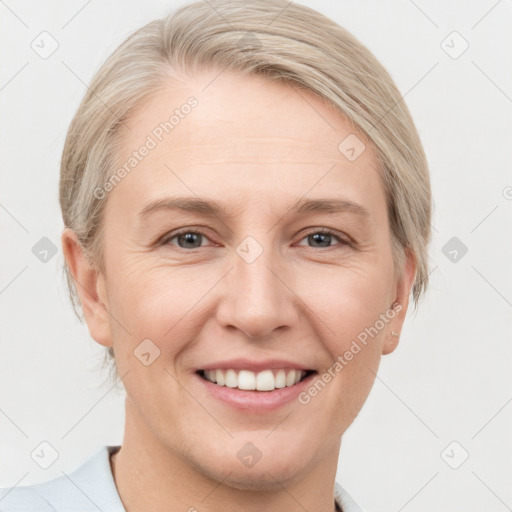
[216,241,302,340]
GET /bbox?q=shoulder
[0,475,69,511]
[0,445,124,512]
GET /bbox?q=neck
[110,397,341,512]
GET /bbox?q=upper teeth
[203,369,305,391]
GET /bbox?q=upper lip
[197,358,315,372]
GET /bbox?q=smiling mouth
[197,368,317,392]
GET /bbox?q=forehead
[109,69,385,217]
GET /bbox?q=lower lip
[195,372,317,412]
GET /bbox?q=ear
[382,248,417,355]
[61,228,113,348]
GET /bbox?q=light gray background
[1,1,511,510]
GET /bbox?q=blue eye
[160,228,350,250]
[297,229,349,249]
[162,230,209,249]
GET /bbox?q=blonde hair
[60,0,432,386]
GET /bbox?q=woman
[0,0,431,510]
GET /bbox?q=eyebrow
[138,196,370,220]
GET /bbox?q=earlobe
[382,329,400,355]
[382,248,417,356]
[61,228,113,348]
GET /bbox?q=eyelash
[159,227,352,251]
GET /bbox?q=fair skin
[62,69,415,512]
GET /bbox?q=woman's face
[68,69,414,488]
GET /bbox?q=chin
[191,446,314,491]
[207,462,308,491]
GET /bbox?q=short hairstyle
[60,0,432,385]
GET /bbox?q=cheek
[321,263,395,342]
[306,265,394,417]
[106,260,214,367]
[107,250,189,321]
